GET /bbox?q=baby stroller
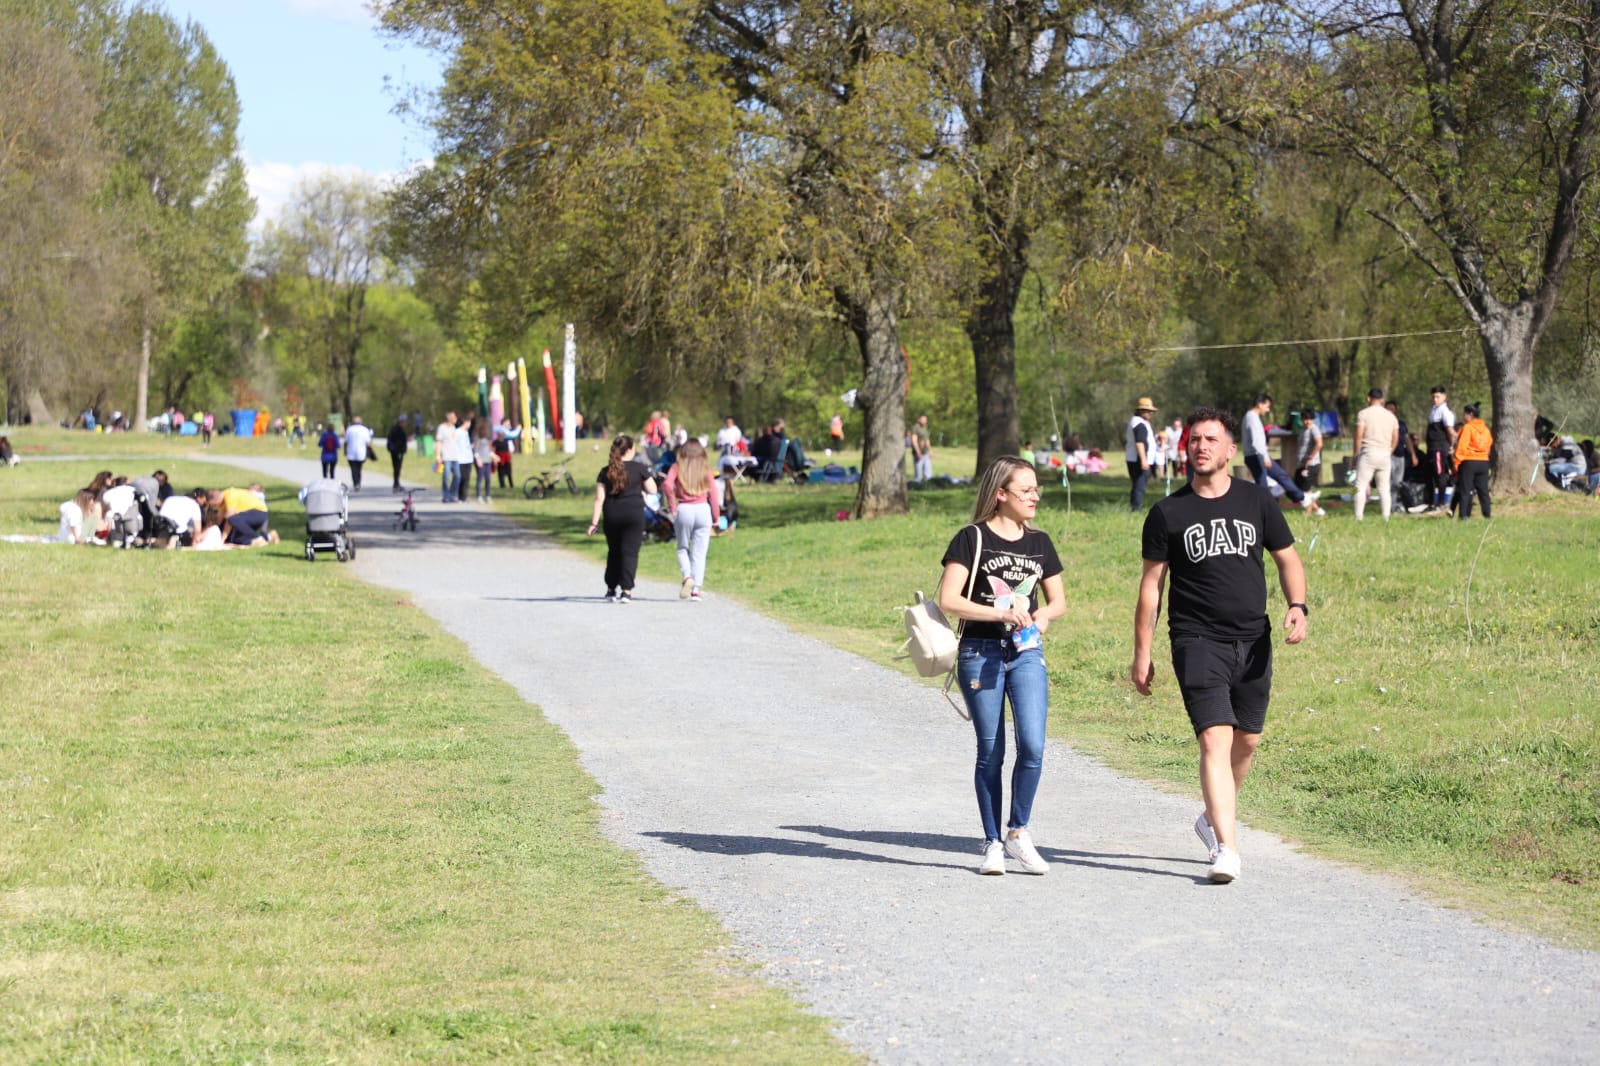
[301,477,355,562]
[643,492,675,543]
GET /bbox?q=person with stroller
[663,439,722,602]
[937,456,1067,876]
[587,434,657,604]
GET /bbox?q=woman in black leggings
[587,434,656,603]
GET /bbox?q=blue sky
[165,0,444,226]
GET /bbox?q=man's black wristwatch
[1289,602,1308,615]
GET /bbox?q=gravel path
[211,455,1600,1064]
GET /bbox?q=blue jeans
[1127,460,1149,510]
[956,639,1048,843]
[440,459,460,500]
[1244,455,1304,504]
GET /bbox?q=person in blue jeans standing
[938,456,1067,876]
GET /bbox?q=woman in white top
[57,489,103,543]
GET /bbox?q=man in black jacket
[387,416,410,492]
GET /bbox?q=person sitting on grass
[215,484,280,547]
[57,489,104,543]
[192,505,227,551]
[0,435,17,467]
[157,488,206,548]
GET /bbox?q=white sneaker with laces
[1208,844,1241,883]
[1194,811,1217,853]
[979,841,1006,875]
[1003,827,1049,875]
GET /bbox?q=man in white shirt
[1124,397,1158,511]
[452,414,477,501]
[158,489,205,547]
[343,415,374,493]
[435,412,460,503]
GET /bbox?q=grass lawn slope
[0,456,854,1064]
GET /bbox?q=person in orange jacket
[1454,403,1494,519]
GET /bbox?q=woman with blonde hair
[587,434,657,603]
[938,456,1067,876]
[663,438,721,601]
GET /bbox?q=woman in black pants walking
[587,434,656,603]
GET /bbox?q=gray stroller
[300,477,354,562]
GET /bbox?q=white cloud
[246,155,427,231]
[285,0,377,24]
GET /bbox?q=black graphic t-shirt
[941,524,1063,642]
[1141,479,1294,640]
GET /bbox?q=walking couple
[940,407,1308,884]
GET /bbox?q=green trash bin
[420,434,435,458]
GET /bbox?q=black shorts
[1171,632,1273,735]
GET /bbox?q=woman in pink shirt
[662,439,721,602]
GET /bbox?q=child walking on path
[663,439,721,601]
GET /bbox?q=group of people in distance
[432,412,522,503]
[941,406,1308,886]
[1123,385,1525,521]
[706,415,814,481]
[21,469,280,550]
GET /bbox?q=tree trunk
[1480,304,1539,495]
[966,233,1026,474]
[135,317,152,432]
[847,285,909,519]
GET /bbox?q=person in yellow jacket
[1454,403,1494,520]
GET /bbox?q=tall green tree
[96,4,252,430]
[0,6,140,421]
[1230,0,1600,491]
[261,173,387,422]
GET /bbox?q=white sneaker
[1208,844,1241,884]
[1194,811,1217,853]
[979,841,1006,876]
[680,576,693,599]
[1003,827,1049,875]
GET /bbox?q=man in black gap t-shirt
[1131,406,1309,885]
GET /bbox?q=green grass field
[0,450,856,1064]
[493,445,1600,949]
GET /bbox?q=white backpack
[897,526,982,717]
[899,591,958,677]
